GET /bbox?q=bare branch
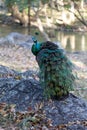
[69,9,87,27]
[54,1,87,27]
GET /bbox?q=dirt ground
[67,51,87,99]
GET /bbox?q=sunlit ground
[68,53,87,100]
[0,49,87,100]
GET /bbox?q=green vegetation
[0,0,85,39]
[5,0,28,10]
[2,0,87,28]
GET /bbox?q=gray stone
[0,33,87,129]
[0,66,87,129]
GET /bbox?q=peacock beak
[32,36,37,44]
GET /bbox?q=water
[54,31,87,52]
[0,24,87,52]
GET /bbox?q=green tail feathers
[31,40,75,99]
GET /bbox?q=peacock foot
[51,92,69,100]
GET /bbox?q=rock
[0,65,42,111]
[44,94,87,126]
[0,32,33,48]
[0,33,87,129]
[0,65,87,129]
[0,79,43,110]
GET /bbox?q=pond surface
[0,24,87,52]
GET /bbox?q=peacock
[31,37,75,99]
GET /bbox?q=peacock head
[31,36,42,56]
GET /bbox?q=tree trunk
[36,15,50,41]
[11,5,28,27]
[28,0,31,34]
